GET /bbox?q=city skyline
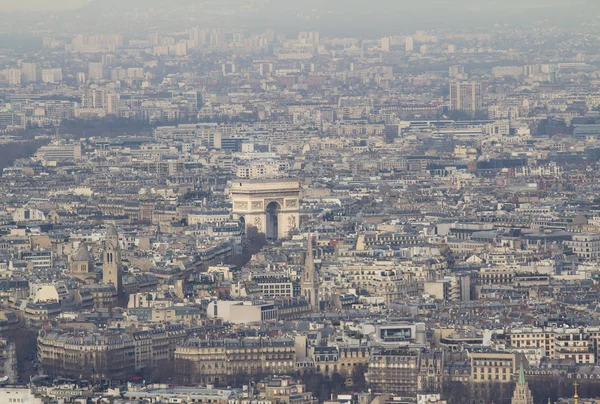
[1,1,600,404]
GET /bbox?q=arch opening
[266,201,281,240]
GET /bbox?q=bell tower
[301,232,319,310]
[103,224,122,292]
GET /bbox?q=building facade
[449,81,483,115]
[175,337,296,384]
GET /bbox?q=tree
[225,226,268,267]
[351,363,367,390]
[0,139,49,172]
[331,372,346,395]
[6,326,38,382]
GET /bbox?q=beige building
[187,210,231,225]
[102,225,122,292]
[38,329,135,381]
[175,337,296,384]
[68,243,97,283]
[82,284,118,309]
[507,327,596,364]
[424,274,470,302]
[365,349,420,394]
[124,386,235,404]
[260,376,318,404]
[236,160,290,179]
[132,325,186,371]
[206,300,278,324]
[0,387,42,404]
[35,142,82,162]
[470,352,523,383]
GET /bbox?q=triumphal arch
[231,180,300,240]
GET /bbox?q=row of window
[473,361,512,367]
[473,374,511,381]
[473,367,508,373]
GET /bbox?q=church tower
[511,363,534,404]
[301,232,319,310]
[103,225,122,292]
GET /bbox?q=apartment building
[470,352,522,383]
[174,337,296,384]
[365,349,420,394]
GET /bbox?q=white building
[21,62,38,83]
[41,68,63,84]
[567,233,600,261]
[0,387,43,403]
[206,300,278,324]
[88,62,104,80]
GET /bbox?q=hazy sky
[3,0,598,35]
[5,0,596,12]
[4,0,88,12]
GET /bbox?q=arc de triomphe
[230,180,301,240]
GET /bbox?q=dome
[72,244,92,262]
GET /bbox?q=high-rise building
[103,225,122,292]
[176,91,200,113]
[88,62,104,81]
[169,42,187,56]
[298,31,320,46]
[81,85,120,115]
[301,232,319,309]
[381,37,391,52]
[449,65,465,78]
[511,364,534,404]
[21,62,38,83]
[450,81,483,115]
[405,36,414,52]
[127,67,144,79]
[6,69,21,86]
[77,72,87,85]
[41,68,63,84]
[101,54,116,66]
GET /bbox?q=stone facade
[175,337,296,384]
[231,180,300,240]
[37,329,135,381]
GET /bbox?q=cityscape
[2,1,600,403]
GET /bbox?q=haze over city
[1,1,600,404]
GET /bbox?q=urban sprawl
[1,4,600,404]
